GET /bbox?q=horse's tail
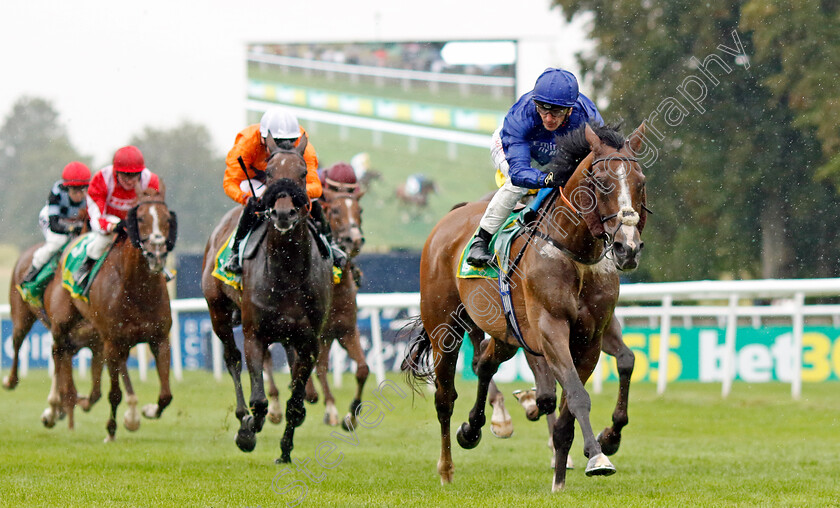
[398,315,436,394]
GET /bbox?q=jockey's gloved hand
[70,225,84,235]
[107,220,124,234]
[246,196,265,212]
[542,170,563,188]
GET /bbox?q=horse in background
[265,161,369,430]
[6,242,104,425]
[350,152,381,192]
[406,122,649,491]
[201,136,332,463]
[43,185,177,440]
[396,173,437,210]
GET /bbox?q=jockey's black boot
[224,198,262,274]
[466,228,494,268]
[22,265,40,283]
[309,200,347,269]
[74,256,96,286]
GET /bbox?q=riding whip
[237,156,258,199]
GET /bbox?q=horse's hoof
[551,478,566,492]
[58,409,67,421]
[340,414,356,431]
[104,435,115,443]
[597,428,621,456]
[142,404,159,419]
[456,422,481,450]
[41,409,56,429]
[124,412,141,432]
[275,453,292,464]
[304,393,319,404]
[78,397,91,412]
[268,411,283,425]
[490,419,513,439]
[235,428,257,452]
[584,453,616,477]
[2,376,16,390]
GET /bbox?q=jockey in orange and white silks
[73,146,160,284]
[22,162,91,282]
[466,68,604,268]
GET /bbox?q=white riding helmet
[259,107,301,139]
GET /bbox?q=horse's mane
[550,122,625,175]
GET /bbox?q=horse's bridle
[125,200,177,259]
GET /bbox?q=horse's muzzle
[611,225,644,271]
[270,208,302,234]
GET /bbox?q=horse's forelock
[553,122,626,175]
[262,178,309,209]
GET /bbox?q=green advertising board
[461,327,840,383]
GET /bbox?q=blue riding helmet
[532,68,579,108]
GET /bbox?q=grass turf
[0,371,838,507]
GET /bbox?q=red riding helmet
[326,162,358,184]
[112,145,146,173]
[62,161,92,187]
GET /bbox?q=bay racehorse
[201,135,332,462]
[43,185,177,440]
[406,122,648,491]
[5,242,104,425]
[264,176,369,429]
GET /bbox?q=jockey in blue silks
[466,67,604,267]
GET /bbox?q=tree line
[553,0,840,279]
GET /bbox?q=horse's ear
[628,121,646,155]
[125,207,142,248]
[637,187,647,233]
[585,123,602,151]
[265,131,279,153]
[166,210,178,251]
[322,186,335,203]
[296,134,308,157]
[355,185,366,199]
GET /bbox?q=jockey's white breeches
[479,127,531,234]
[31,213,71,270]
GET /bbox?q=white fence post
[791,292,805,400]
[592,353,604,394]
[137,344,148,382]
[722,294,739,398]
[369,308,386,384]
[170,308,183,382]
[657,295,672,395]
[211,332,223,381]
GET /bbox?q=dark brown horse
[5,243,104,426]
[42,185,177,440]
[201,136,332,462]
[406,122,648,491]
[264,181,369,428]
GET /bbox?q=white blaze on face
[344,198,358,227]
[616,163,632,210]
[148,206,165,244]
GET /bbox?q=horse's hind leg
[597,316,633,456]
[41,348,63,429]
[278,339,318,464]
[79,342,104,412]
[457,337,518,450]
[467,329,512,439]
[263,349,283,425]
[144,338,173,419]
[3,294,37,390]
[338,328,369,431]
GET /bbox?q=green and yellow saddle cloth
[457,188,554,280]
[15,253,61,308]
[59,233,113,302]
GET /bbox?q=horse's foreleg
[457,338,517,450]
[467,330,511,438]
[121,359,140,432]
[145,339,173,419]
[263,350,283,425]
[41,349,62,429]
[53,345,78,430]
[208,304,250,449]
[243,335,268,435]
[598,316,633,456]
[338,329,369,431]
[551,395,576,491]
[104,343,123,442]
[278,340,317,464]
[539,318,614,481]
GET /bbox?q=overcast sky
[0,0,589,166]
